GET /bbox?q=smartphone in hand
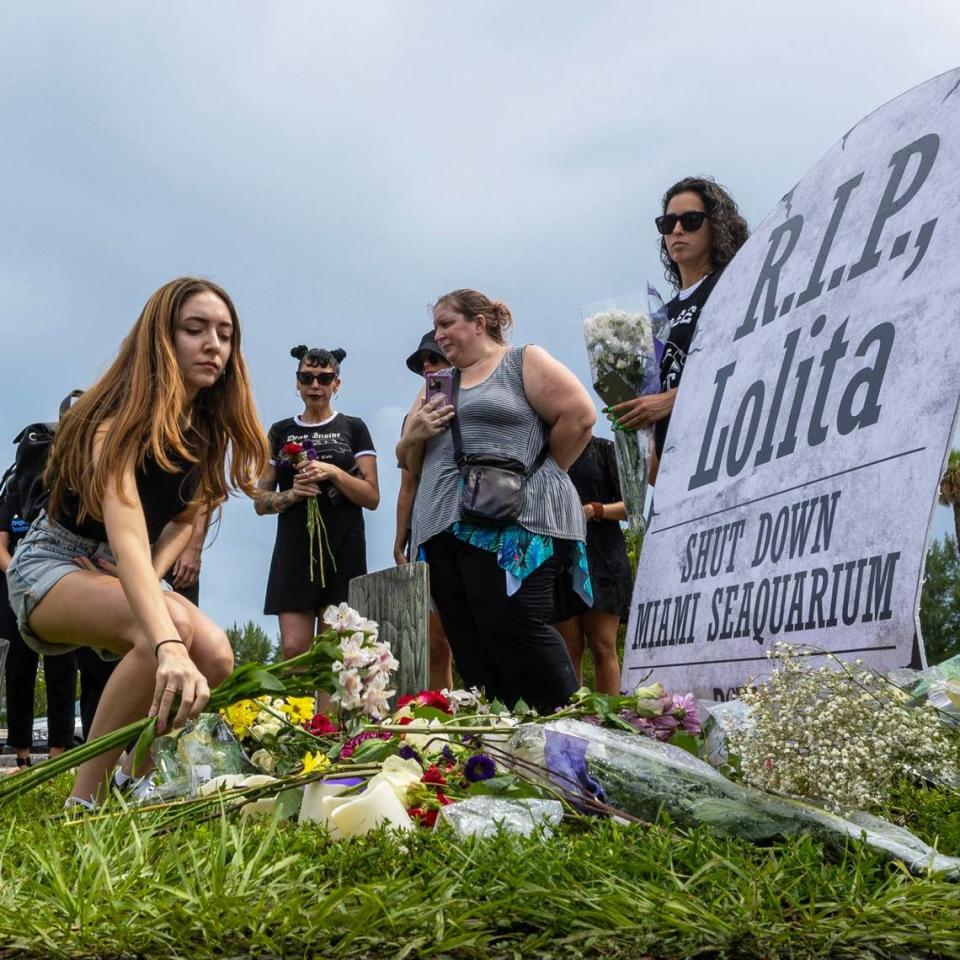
[593,369,635,407]
[424,368,455,407]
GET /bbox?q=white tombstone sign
[622,67,960,700]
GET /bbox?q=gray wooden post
[348,561,430,699]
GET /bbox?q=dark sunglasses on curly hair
[655,211,708,235]
[296,370,337,386]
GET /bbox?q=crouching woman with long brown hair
[5,277,268,807]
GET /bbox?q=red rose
[422,765,447,786]
[398,689,453,714]
[436,791,453,806]
[407,806,439,828]
[305,713,338,736]
[418,690,453,713]
[281,442,303,456]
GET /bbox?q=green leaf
[244,669,288,694]
[274,788,303,821]
[466,775,547,800]
[132,717,158,772]
[409,706,452,722]
[350,738,398,763]
[667,731,701,757]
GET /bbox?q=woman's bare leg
[582,610,622,695]
[428,611,453,690]
[278,611,320,659]
[27,571,231,802]
[554,616,585,685]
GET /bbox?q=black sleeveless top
[55,453,199,543]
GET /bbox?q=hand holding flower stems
[0,603,384,806]
[277,441,336,584]
[605,388,677,432]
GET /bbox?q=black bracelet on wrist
[155,638,187,658]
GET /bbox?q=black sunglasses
[655,211,708,235]
[296,371,337,386]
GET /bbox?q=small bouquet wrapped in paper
[581,286,669,534]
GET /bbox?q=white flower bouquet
[326,602,399,722]
[581,287,669,534]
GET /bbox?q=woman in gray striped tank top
[397,289,597,713]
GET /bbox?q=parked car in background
[31,701,84,749]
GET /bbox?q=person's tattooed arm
[253,465,299,515]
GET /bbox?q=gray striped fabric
[411,345,587,551]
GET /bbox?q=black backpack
[0,390,83,526]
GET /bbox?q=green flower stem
[0,717,153,804]
[0,637,342,807]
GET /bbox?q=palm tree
[938,449,960,545]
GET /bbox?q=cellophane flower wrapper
[438,797,564,838]
[145,714,254,801]
[506,719,960,877]
[581,289,670,535]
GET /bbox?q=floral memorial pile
[2,605,958,878]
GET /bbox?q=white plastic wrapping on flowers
[700,699,753,769]
[506,719,960,878]
[438,797,564,839]
[136,714,255,803]
[888,653,960,718]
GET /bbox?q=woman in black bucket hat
[395,331,453,690]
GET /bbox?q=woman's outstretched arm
[100,454,210,733]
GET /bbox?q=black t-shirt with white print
[263,412,376,614]
[654,268,723,460]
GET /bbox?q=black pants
[425,531,578,713]
[76,647,117,741]
[1,581,77,750]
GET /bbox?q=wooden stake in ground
[349,562,429,699]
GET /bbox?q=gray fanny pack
[450,370,547,528]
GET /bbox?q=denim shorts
[6,512,120,660]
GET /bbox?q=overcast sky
[2,2,958,640]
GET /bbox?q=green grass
[0,776,958,959]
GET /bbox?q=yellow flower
[302,751,331,775]
[281,696,316,727]
[220,699,261,740]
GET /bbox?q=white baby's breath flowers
[729,642,960,813]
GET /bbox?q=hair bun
[330,348,347,363]
[290,345,309,360]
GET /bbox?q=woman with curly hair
[608,177,748,481]
[5,277,269,806]
[255,346,379,659]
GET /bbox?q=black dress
[555,437,633,622]
[263,413,375,615]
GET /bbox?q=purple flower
[649,712,679,741]
[441,745,457,764]
[302,439,316,451]
[398,744,422,763]
[464,753,496,782]
[670,693,702,735]
[305,449,319,460]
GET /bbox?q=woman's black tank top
[54,453,198,543]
